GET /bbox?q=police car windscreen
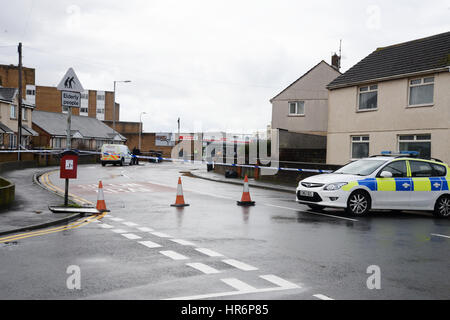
[335,160,387,176]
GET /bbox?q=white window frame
[357,84,378,111]
[288,101,305,116]
[10,105,16,119]
[398,134,431,157]
[351,135,370,160]
[22,108,27,121]
[408,76,434,107]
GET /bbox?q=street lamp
[139,112,148,150]
[113,80,131,130]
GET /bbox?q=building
[326,31,450,165]
[270,59,341,136]
[0,64,120,122]
[0,87,37,149]
[270,59,341,162]
[32,110,126,151]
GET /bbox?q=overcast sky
[0,0,449,133]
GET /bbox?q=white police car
[296,152,450,217]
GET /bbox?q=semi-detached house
[326,31,450,165]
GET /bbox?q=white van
[100,144,133,166]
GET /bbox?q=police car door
[408,160,442,210]
[376,160,412,209]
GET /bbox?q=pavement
[0,167,81,236]
[189,168,297,193]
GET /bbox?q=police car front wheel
[346,190,371,216]
[434,195,450,218]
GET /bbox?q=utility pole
[17,42,23,161]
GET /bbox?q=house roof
[328,31,450,89]
[0,121,14,134]
[0,88,17,103]
[32,110,126,141]
[270,60,341,102]
[0,87,35,108]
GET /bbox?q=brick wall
[0,65,35,97]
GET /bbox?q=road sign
[57,68,84,93]
[61,91,81,108]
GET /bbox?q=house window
[351,136,370,159]
[288,101,305,115]
[398,134,431,159]
[97,95,105,101]
[10,105,16,119]
[96,108,104,114]
[26,89,35,95]
[22,109,27,121]
[81,93,89,100]
[80,107,88,114]
[358,85,378,110]
[409,76,434,106]
[9,134,17,148]
[62,106,69,113]
[54,138,61,149]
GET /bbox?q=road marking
[122,222,139,227]
[110,218,125,222]
[160,250,189,260]
[431,233,450,239]
[121,233,142,240]
[195,248,224,257]
[259,275,299,289]
[222,259,258,271]
[186,263,220,274]
[111,229,128,233]
[137,227,154,232]
[138,240,162,248]
[170,239,196,246]
[151,232,171,238]
[263,203,358,222]
[313,294,334,300]
[221,278,256,292]
[166,284,301,300]
[100,223,114,229]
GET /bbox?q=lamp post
[113,80,131,130]
[139,112,147,150]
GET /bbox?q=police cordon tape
[0,149,334,174]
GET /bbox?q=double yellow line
[40,171,94,206]
[0,212,106,243]
[0,170,105,243]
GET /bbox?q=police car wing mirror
[380,171,393,178]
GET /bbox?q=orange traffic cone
[171,177,190,207]
[96,181,110,213]
[237,175,255,206]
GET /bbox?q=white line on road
[100,224,114,229]
[259,275,299,289]
[166,284,301,300]
[122,222,139,227]
[110,218,125,222]
[170,239,196,246]
[160,250,189,260]
[431,233,450,239]
[195,248,224,257]
[137,227,154,232]
[263,203,358,222]
[313,294,334,300]
[186,263,220,274]
[151,232,171,238]
[138,240,162,248]
[221,278,256,292]
[111,229,128,233]
[121,233,142,240]
[222,259,258,271]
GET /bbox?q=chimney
[331,53,341,71]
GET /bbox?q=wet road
[1,162,449,300]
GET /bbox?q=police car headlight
[324,182,348,191]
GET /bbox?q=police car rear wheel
[347,191,371,216]
[434,195,450,218]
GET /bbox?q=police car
[296,152,450,218]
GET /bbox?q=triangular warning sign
[57,68,84,92]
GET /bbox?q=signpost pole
[65,106,72,206]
